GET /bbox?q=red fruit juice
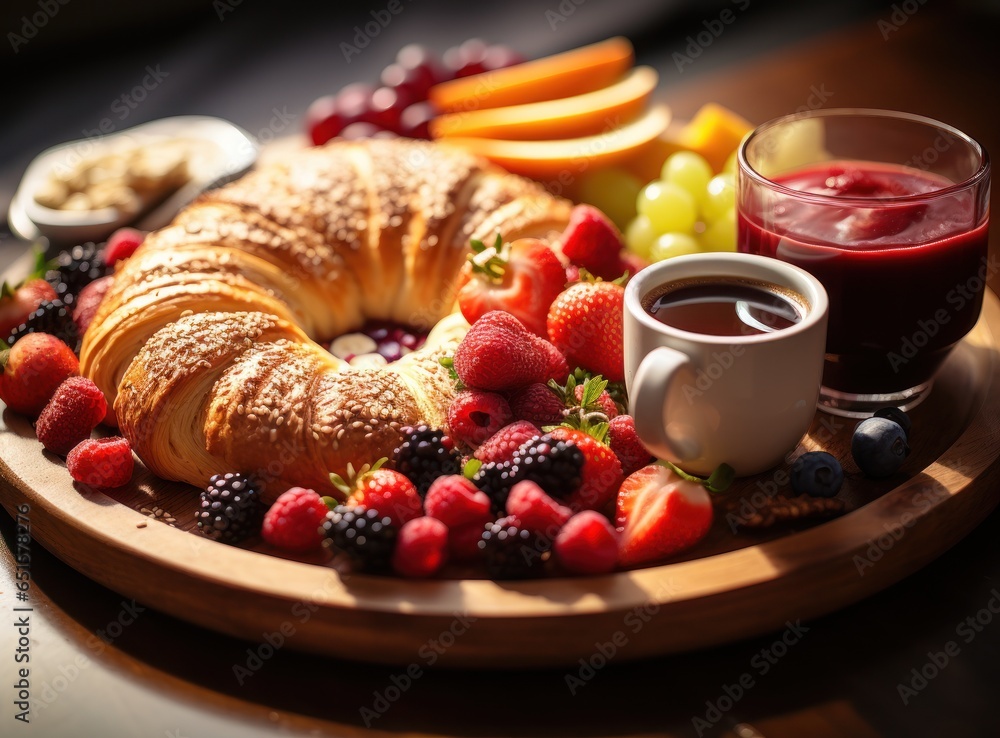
[738,160,989,393]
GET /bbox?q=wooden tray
[3,273,1000,668]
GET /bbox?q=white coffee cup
[624,253,829,477]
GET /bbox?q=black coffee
[643,277,806,336]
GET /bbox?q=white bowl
[10,115,258,245]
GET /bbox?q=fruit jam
[738,160,989,393]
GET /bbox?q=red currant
[305,95,342,146]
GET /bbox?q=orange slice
[438,105,671,181]
[429,37,634,113]
[430,66,658,141]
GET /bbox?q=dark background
[2,1,1000,736]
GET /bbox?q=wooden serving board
[2,277,1000,667]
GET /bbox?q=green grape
[700,210,737,252]
[723,149,739,175]
[625,214,658,258]
[576,167,642,230]
[637,180,697,234]
[702,172,736,223]
[649,232,702,262]
[661,151,712,206]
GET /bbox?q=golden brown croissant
[79,138,572,497]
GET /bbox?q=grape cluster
[625,150,739,261]
[305,40,522,144]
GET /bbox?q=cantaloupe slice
[429,37,634,113]
[438,105,671,181]
[430,66,658,141]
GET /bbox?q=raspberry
[453,311,547,391]
[392,424,461,496]
[66,436,134,488]
[478,517,547,579]
[553,511,619,574]
[35,377,107,455]
[72,276,114,336]
[448,520,486,561]
[196,472,263,544]
[511,434,585,499]
[346,468,423,527]
[262,487,330,552]
[103,228,145,265]
[538,338,570,383]
[424,474,491,527]
[474,420,540,463]
[608,415,653,477]
[505,480,573,536]
[392,516,449,577]
[447,389,512,448]
[509,383,565,426]
[322,505,397,573]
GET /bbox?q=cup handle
[630,346,703,463]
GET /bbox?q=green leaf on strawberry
[438,355,466,391]
[657,459,735,493]
[467,233,506,282]
[328,456,388,498]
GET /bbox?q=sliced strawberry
[558,205,626,282]
[615,464,713,567]
[457,236,566,337]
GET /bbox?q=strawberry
[0,280,58,341]
[66,436,134,488]
[262,487,330,553]
[558,205,626,281]
[554,510,619,574]
[333,460,423,527]
[425,474,492,527]
[447,389,513,448]
[72,275,114,336]
[456,235,566,337]
[103,227,145,266]
[505,480,573,536]
[35,377,107,455]
[547,279,625,382]
[453,311,547,391]
[574,383,618,419]
[538,338,570,383]
[0,333,80,417]
[615,463,713,567]
[0,250,57,341]
[549,426,623,512]
[474,420,540,463]
[393,516,449,577]
[509,383,564,426]
[608,415,654,477]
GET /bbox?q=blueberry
[852,417,910,478]
[791,451,844,498]
[873,406,911,437]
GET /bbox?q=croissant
[79,138,572,497]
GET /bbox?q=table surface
[2,1,1000,736]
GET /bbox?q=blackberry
[471,460,521,514]
[478,518,548,579]
[195,472,263,544]
[46,242,110,299]
[392,424,461,496]
[511,434,585,499]
[323,505,397,572]
[8,299,78,347]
